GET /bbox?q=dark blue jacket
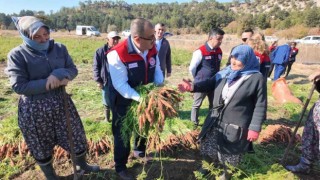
[289,47,299,62]
[194,43,222,83]
[93,44,110,85]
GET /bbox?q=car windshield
[90,27,97,31]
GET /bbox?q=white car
[122,29,131,37]
[295,36,320,44]
[265,36,278,42]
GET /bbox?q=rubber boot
[105,105,111,122]
[285,157,311,174]
[75,151,100,173]
[198,155,215,177]
[219,171,231,180]
[38,159,58,180]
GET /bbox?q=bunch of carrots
[137,86,182,133]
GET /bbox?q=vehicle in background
[122,29,131,37]
[76,25,100,36]
[294,35,320,44]
[265,36,278,42]
[163,32,173,37]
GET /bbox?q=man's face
[155,25,165,39]
[241,32,253,44]
[208,34,224,48]
[108,37,120,47]
[137,26,155,51]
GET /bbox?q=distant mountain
[229,0,320,14]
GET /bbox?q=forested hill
[0,0,319,35]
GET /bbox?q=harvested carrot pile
[148,130,199,152]
[258,124,301,144]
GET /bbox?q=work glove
[178,79,192,92]
[247,130,260,142]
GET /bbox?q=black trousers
[285,61,295,77]
[111,104,146,173]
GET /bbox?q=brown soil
[12,148,202,180]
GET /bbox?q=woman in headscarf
[178,45,267,179]
[5,16,99,179]
[285,71,320,174]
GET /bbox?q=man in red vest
[107,18,164,180]
[189,28,225,129]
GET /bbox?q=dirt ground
[11,148,202,180]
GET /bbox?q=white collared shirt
[155,38,163,52]
[107,37,164,102]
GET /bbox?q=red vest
[113,38,158,87]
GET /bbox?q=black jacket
[194,73,267,154]
[93,44,110,85]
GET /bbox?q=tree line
[0,0,319,35]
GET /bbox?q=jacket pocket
[223,123,243,143]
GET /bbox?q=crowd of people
[5,15,317,180]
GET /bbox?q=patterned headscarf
[216,45,260,84]
[12,16,50,52]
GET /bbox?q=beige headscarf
[13,16,49,38]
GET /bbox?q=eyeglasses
[139,35,155,42]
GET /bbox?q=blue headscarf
[216,45,260,84]
[12,16,50,53]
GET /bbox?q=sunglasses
[242,38,248,42]
[139,34,155,42]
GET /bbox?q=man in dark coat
[93,31,120,122]
[155,23,171,79]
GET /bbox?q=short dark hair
[243,28,254,34]
[209,27,225,38]
[156,23,165,27]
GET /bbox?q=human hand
[97,83,103,89]
[247,130,260,142]
[308,71,320,82]
[167,73,171,78]
[138,96,145,103]
[178,79,192,92]
[60,78,70,86]
[46,75,60,90]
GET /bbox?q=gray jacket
[6,40,77,100]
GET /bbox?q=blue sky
[0,0,232,15]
